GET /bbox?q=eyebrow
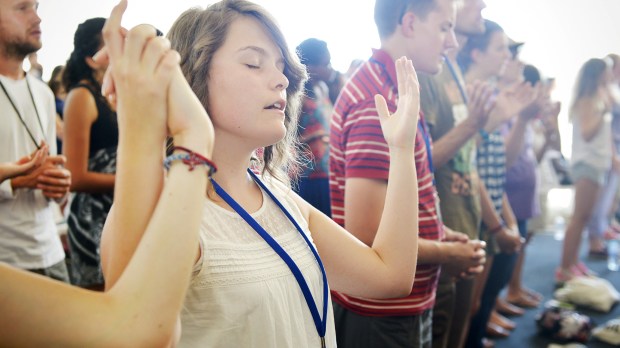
[238,45,286,66]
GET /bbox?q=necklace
[0,75,45,149]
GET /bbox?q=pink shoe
[573,262,597,277]
[555,267,580,287]
[603,228,620,241]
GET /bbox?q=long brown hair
[167,0,307,185]
[570,58,610,119]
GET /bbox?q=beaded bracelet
[163,146,217,177]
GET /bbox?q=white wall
[37,0,620,156]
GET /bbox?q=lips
[264,99,287,111]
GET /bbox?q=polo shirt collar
[371,48,398,89]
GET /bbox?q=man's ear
[400,11,417,38]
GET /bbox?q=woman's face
[474,31,510,78]
[88,41,109,82]
[206,16,289,149]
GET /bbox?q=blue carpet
[494,234,620,348]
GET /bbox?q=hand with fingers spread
[517,83,548,122]
[466,80,496,130]
[486,82,536,131]
[375,56,420,149]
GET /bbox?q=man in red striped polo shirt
[329,0,487,347]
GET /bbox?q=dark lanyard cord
[211,169,329,346]
[0,77,45,149]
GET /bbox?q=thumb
[374,94,390,120]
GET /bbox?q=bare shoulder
[64,87,99,122]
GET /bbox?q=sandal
[555,267,580,287]
[573,262,597,277]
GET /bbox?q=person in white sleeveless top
[558,57,616,285]
[101,1,423,347]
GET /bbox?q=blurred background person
[558,57,615,284]
[294,38,343,216]
[62,17,117,290]
[48,65,66,155]
[585,53,620,259]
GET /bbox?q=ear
[471,49,483,64]
[400,11,417,38]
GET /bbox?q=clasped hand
[96,0,214,155]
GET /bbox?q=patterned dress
[67,83,118,287]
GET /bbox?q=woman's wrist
[173,132,213,159]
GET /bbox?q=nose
[273,69,289,91]
[31,5,42,25]
[445,29,458,51]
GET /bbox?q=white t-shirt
[0,74,64,269]
[179,178,336,347]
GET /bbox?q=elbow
[375,273,415,299]
[392,276,415,298]
[114,325,178,348]
[133,332,176,348]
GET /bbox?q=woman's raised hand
[97,0,213,156]
[375,57,420,150]
[100,0,179,145]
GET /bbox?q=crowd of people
[1,0,619,347]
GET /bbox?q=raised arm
[0,1,213,346]
[295,57,419,298]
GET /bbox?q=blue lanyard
[443,54,468,104]
[211,169,329,347]
[418,119,434,184]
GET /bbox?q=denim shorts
[571,162,606,186]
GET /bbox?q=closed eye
[246,64,260,70]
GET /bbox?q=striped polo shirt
[329,49,443,316]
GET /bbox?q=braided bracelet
[163,146,217,177]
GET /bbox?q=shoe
[603,228,620,241]
[588,248,608,259]
[573,262,597,277]
[495,298,524,316]
[555,267,580,287]
[490,310,516,330]
[486,322,511,338]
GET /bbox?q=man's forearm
[432,119,479,168]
